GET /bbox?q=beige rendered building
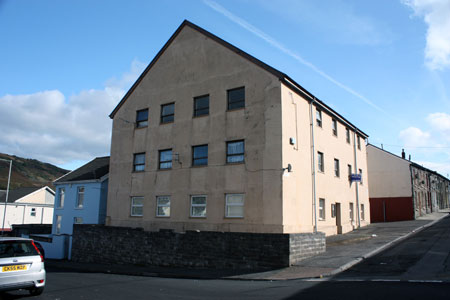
[107,21,370,236]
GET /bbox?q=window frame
[225,194,245,218]
[190,195,207,218]
[317,151,324,172]
[226,140,245,164]
[159,149,173,170]
[74,217,83,224]
[316,110,322,127]
[160,102,175,124]
[346,128,351,144]
[359,169,363,185]
[348,164,352,182]
[193,95,209,117]
[136,108,149,128]
[319,198,325,220]
[334,158,340,177]
[332,119,338,136]
[56,215,62,234]
[361,204,365,221]
[156,196,171,217]
[58,188,65,208]
[76,186,84,209]
[357,136,361,150]
[133,153,146,172]
[131,196,144,217]
[30,208,36,217]
[192,144,208,166]
[331,203,336,218]
[227,86,245,110]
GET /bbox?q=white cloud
[399,126,432,147]
[403,0,450,70]
[427,112,450,133]
[0,59,145,169]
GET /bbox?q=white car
[0,237,46,296]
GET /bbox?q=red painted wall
[369,197,414,222]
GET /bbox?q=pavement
[45,209,450,281]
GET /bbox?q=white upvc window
[316,110,322,127]
[76,186,84,208]
[30,208,36,217]
[58,188,65,208]
[225,194,244,218]
[319,198,325,220]
[131,197,144,217]
[56,215,62,234]
[156,196,171,217]
[190,195,207,218]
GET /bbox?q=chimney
[409,154,411,161]
[402,149,405,159]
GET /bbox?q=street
[2,216,450,300]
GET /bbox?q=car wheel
[29,287,44,296]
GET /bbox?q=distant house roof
[109,20,368,138]
[54,156,110,183]
[0,186,54,203]
[368,144,450,182]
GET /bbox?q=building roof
[109,20,368,138]
[367,144,450,182]
[54,156,110,183]
[0,186,53,203]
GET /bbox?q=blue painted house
[44,156,109,259]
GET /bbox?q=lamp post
[0,158,12,236]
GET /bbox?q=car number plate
[2,265,27,272]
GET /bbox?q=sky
[0,0,450,176]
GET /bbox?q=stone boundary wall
[71,225,325,269]
[289,232,326,265]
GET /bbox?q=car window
[0,241,39,258]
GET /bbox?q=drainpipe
[309,99,318,233]
[353,131,361,228]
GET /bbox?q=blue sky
[0,0,449,176]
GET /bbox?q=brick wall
[71,225,325,269]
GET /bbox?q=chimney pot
[402,149,405,159]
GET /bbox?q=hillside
[0,153,69,191]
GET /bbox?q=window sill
[224,216,244,219]
[156,215,170,218]
[191,164,207,168]
[319,218,325,221]
[158,168,172,171]
[75,207,84,210]
[160,121,174,125]
[135,126,148,129]
[189,216,207,219]
[227,107,245,112]
[226,161,245,165]
[132,170,145,173]
[193,114,209,119]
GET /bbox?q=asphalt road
[2,216,450,300]
[336,214,450,282]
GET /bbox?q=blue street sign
[350,174,362,182]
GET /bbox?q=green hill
[0,153,69,191]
